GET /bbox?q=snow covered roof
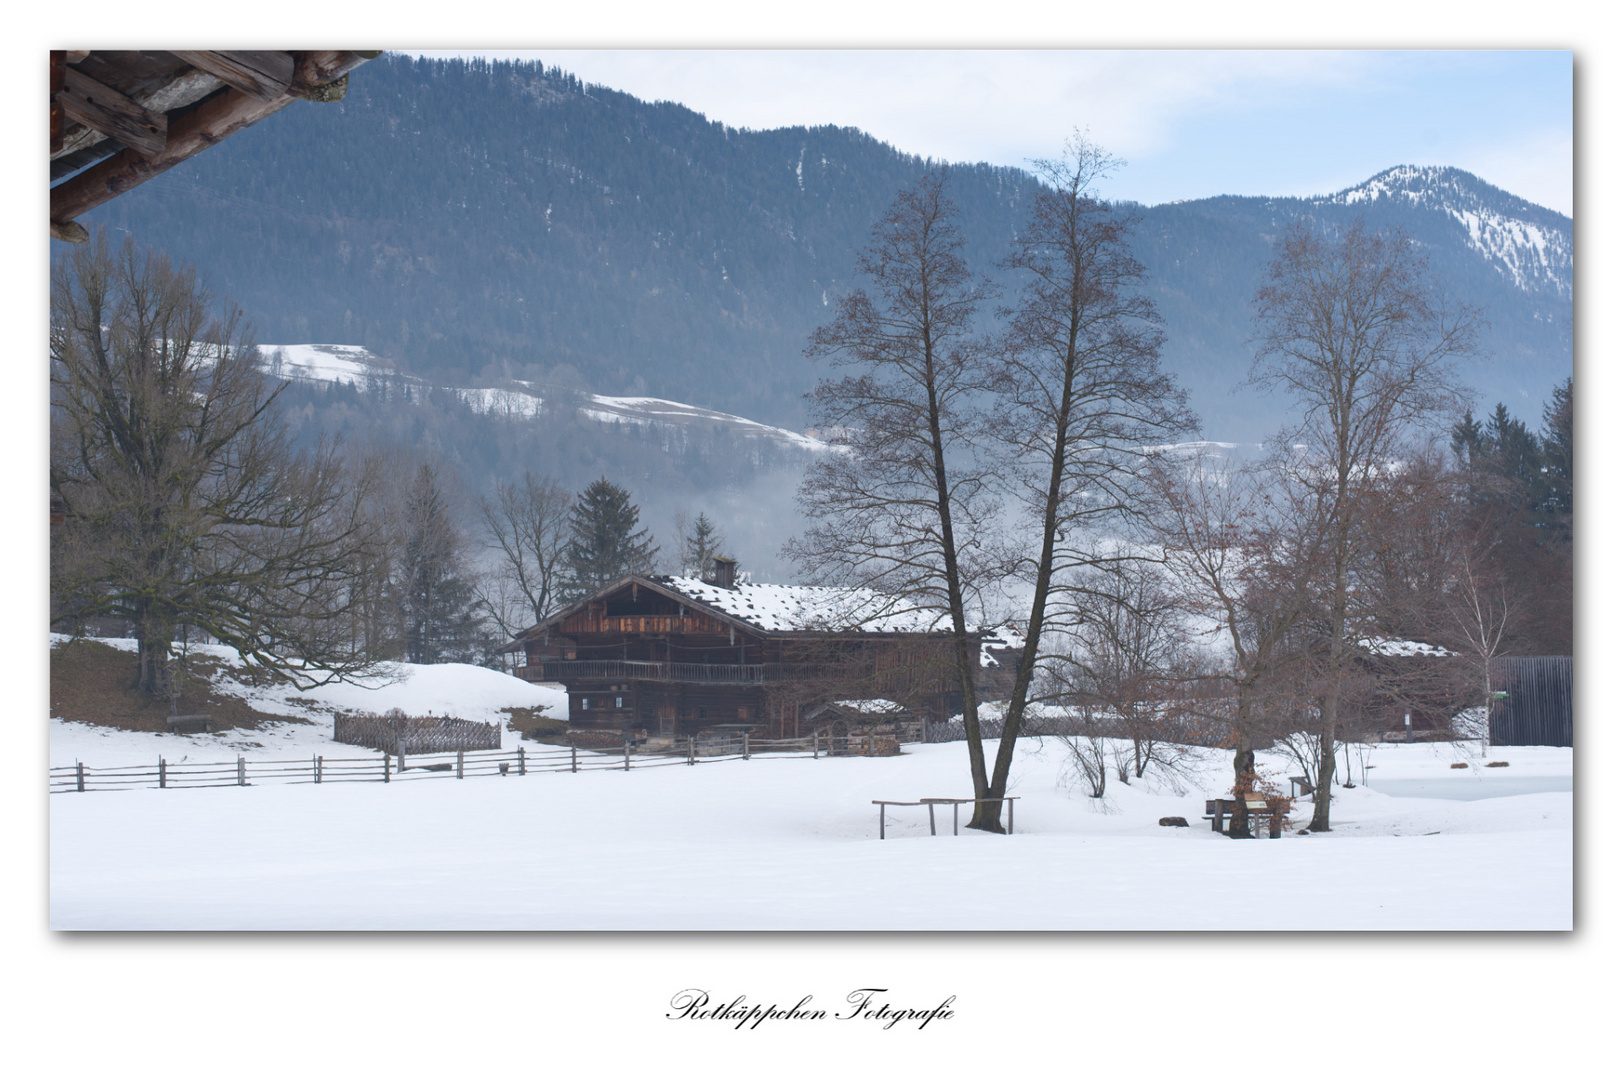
[831,699,905,714]
[1359,637,1455,658]
[978,623,1027,668]
[657,576,945,634]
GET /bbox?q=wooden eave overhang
[50,49,379,242]
[501,575,763,653]
[500,574,968,653]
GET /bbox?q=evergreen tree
[1487,402,1544,505]
[1541,377,1573,519]
[563,479,660,599]
[398,464,486,664]
[681,511,729,579]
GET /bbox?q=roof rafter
[49,49,379,242]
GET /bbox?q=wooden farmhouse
[504,560,985,742]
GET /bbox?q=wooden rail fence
[50,732,922,794]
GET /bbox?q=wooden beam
[50,51,64,153]
[169,50,294,102]
[51,140,123,182]
[58,67,168,158]
[52,67,223,163]
[50,51,375,236]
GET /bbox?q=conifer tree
[398,464,486,664]
[563,479,660,599]
[680,511,729,579]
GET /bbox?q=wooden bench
[1203,796,1283,839]
[165,714,213,734]
[872,797,1020,839]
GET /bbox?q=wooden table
[872,797,1020,838]
[1204,797,1283,839]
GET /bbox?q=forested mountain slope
[76,54,1572,437]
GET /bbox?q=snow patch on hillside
[256,344,830,449]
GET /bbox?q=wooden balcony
[556,613,729,636]
[515,660,838,686]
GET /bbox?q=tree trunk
[1231,737,1256,839]
[1309,703,1337,831]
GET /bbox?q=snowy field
[51,701,1571,929]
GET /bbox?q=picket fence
[49,731,915,795]
[332,713,501,755]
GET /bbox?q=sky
[414,49,1573,215]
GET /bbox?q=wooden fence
[50,731,919,795]
[332,714,501,755]
[1490,656,1573,747]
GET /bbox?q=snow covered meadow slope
[50,733,1571,931]
[258,343,833,451]
[49,635,566,765]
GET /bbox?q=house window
[581,697,590,710]
[738,706,749,720]
[615,696,624,709]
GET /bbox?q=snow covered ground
[50,635,567,760]
[50,698,1571,929]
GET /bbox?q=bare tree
[1250,217,1479,830]
[1145,447,1325,836]
[478,470,572,637]
[972,134,1196,830]
[786,167,1000,796]
[50,232,381,694]
[1448,544,1513,757]
[1065,560,1202,784]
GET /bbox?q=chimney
[712,556,738,590]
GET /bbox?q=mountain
[1129,164,1572,433]
[73,54,1572,440]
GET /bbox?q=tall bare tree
[786,167,1000,795]
[50,232,380,694]
[1146,447,1324,834]
[478,470,572,637]
[1250,218,1479,830]
[973,134,1196,830]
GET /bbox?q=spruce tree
[1541,377,1573,519]
[398,464,486,664]
[681,512,729,580]
[563,479,660,599]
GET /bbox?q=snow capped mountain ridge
[1316,165,1571,297]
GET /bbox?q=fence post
[518,746,526,776]
[457,750,464,779]
[159,757,166,789]
[743,732,750,760]
[813,732,819,759]
[623,741,631,771]
[571,744,578,773]
[688,735,696,765]
[383,753,390,783]
[237,756,245,786]
[76,761,84,793]
[315,755,322,784]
